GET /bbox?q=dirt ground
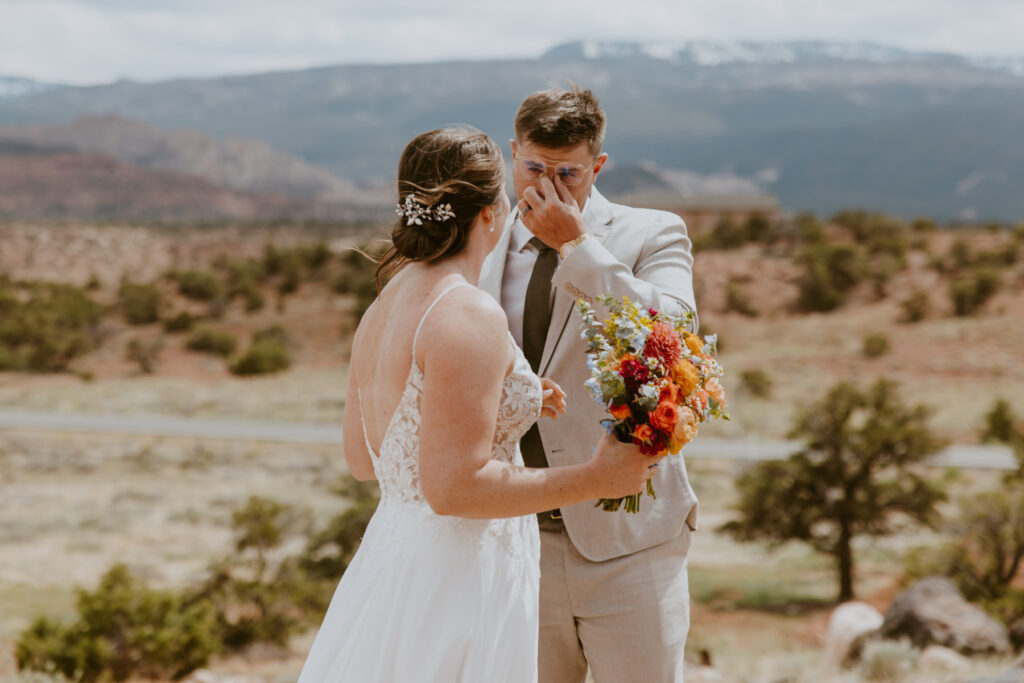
[1,223,1023,681]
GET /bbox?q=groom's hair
[514,84,606,156]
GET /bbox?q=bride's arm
[417,291,652,519]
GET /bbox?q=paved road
[0,408,1016,469]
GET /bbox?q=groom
[479,85,700,682]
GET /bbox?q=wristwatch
[558,233,589,259]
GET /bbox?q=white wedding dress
[298,283,543,682]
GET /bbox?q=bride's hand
[587,432,662,499]
[539,377,566,419]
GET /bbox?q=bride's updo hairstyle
[375,127,504,287]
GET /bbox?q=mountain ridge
[2,41,1023,219]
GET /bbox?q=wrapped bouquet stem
[577,295,728,512]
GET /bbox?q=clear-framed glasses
[515,155,593,186]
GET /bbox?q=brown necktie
[520,237,562,525]
[522,236,558,374]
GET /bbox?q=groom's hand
[519,176,585,250]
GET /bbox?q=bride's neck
[431,226,492,285]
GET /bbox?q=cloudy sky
[3,0,1023,85]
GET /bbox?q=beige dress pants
[538,523,692,683]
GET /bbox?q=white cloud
[1,0,1022,84]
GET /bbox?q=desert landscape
[2,214,1023,681]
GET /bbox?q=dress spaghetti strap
[412,281,473,365]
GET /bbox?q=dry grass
[1,224,1022,681]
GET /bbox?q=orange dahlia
[644,322,684,366]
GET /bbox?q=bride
[298,127,660,682]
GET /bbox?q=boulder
[821,601,885,669]
[917,644,969,673]
[880,576,1011,655]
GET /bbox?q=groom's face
[510,139,607,212]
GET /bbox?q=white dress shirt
[500,199,590,348]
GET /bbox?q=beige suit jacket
[479,188,699,562]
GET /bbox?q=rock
[1010,618,1024,652]
[879,576,1011,655]
[917,644,969,673]
[821,600,885,670]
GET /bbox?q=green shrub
[301,477,381,583]
[949,267,1001,316]
[15,565,218,682]
[174,269,222,301]
[300,241,331,271]
[190,496,316,651]
[902,488,1024,623]
[911,217,936,233]
[162,311,196,333]
[794,213,826,244]
[862,333,889,358]
[740,369,773,398]
[186,327,237,357]
[980,398,1022,445]
[744,214,772,243]
[794,242,868,312]
[0,283,105,372]
[126,337,163,374]
[229,338,290,376]
[725,280,757,317]
[899,289,931,323]
[117,282,161,325]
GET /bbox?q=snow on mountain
[0,77,53,99]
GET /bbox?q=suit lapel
[539,189,615,376]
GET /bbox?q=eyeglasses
[514,155,594,186]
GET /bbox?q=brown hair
[513,84,606,156]
[375,127,504,288]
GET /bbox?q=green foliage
[794,213,826,244]
[221,259,266,313]
[862,333,889,358]
[117,282,161,325]
[229,328,290,376]
[300,477,380,584]
[949,267,1001,316]
[692,214,777,251]
[899,289,931,323]
[0,282,105,372]
[902,487,1024,624]
[172,269,223,302]
[980,398,1020,444]
[190,496,314,651]
[162,311,197,333]
[794,243,867,312]
[721,379,946,601]
[126,337,163,374]
[186,327,237,357]
[911,216,936,233]
[740,369,773,398]
[15,565,218,682]
[724,279,757,317]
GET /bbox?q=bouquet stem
[595,479,657,513]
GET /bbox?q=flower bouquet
[577,295,728,512]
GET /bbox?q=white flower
[396,195,457,226]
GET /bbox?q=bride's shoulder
[419,285,510,358]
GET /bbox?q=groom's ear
[592,153,608,178]
[509,139,518,157]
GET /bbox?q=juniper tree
[721,379,946,601]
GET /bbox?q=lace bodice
[359,283,543,508]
